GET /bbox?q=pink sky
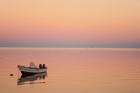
[0,0,140,47]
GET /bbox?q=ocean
[0,48,140,93]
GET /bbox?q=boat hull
[18,65,47,76]
[21,71,46,76]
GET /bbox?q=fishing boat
[17,62,47,76]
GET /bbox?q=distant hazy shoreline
[0,47,139,51]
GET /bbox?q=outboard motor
[43,64,45,68]
[39,64,42,69]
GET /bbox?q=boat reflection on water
[17,72,47,85]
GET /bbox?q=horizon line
[0,47,140,49]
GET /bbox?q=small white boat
[17,62,47,75]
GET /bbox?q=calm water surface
[0,48,140,93]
